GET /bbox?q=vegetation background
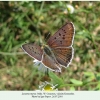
[0,1,100,90]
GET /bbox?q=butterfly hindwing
[42,51,61,72]
[52,47,74,67]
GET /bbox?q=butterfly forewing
[53,47,74,67]
[22,43,43,61]
[47,22,74,48]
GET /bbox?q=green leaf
[49,71,64,87]
[84,72,95,82]
[95,73,100,81]
[84,72,94,77]
[70,79,83,86]
[70,87,75,91]
[95,83,100,90]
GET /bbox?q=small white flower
[39,81,58,91]
[33,59,48,72]
[88,2,93,9]
[33,59,40,66]
[66,4,75,14]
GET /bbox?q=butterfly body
[22,22,75,72]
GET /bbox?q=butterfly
[22,22,75,72]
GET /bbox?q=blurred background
[0,1,100,90]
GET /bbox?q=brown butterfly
[22,22,75,72]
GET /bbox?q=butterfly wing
[22,43,61,72]
[42,51,61,72]
[47,22,75,48]
[52,47,74,67]
[22,43,43,61]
